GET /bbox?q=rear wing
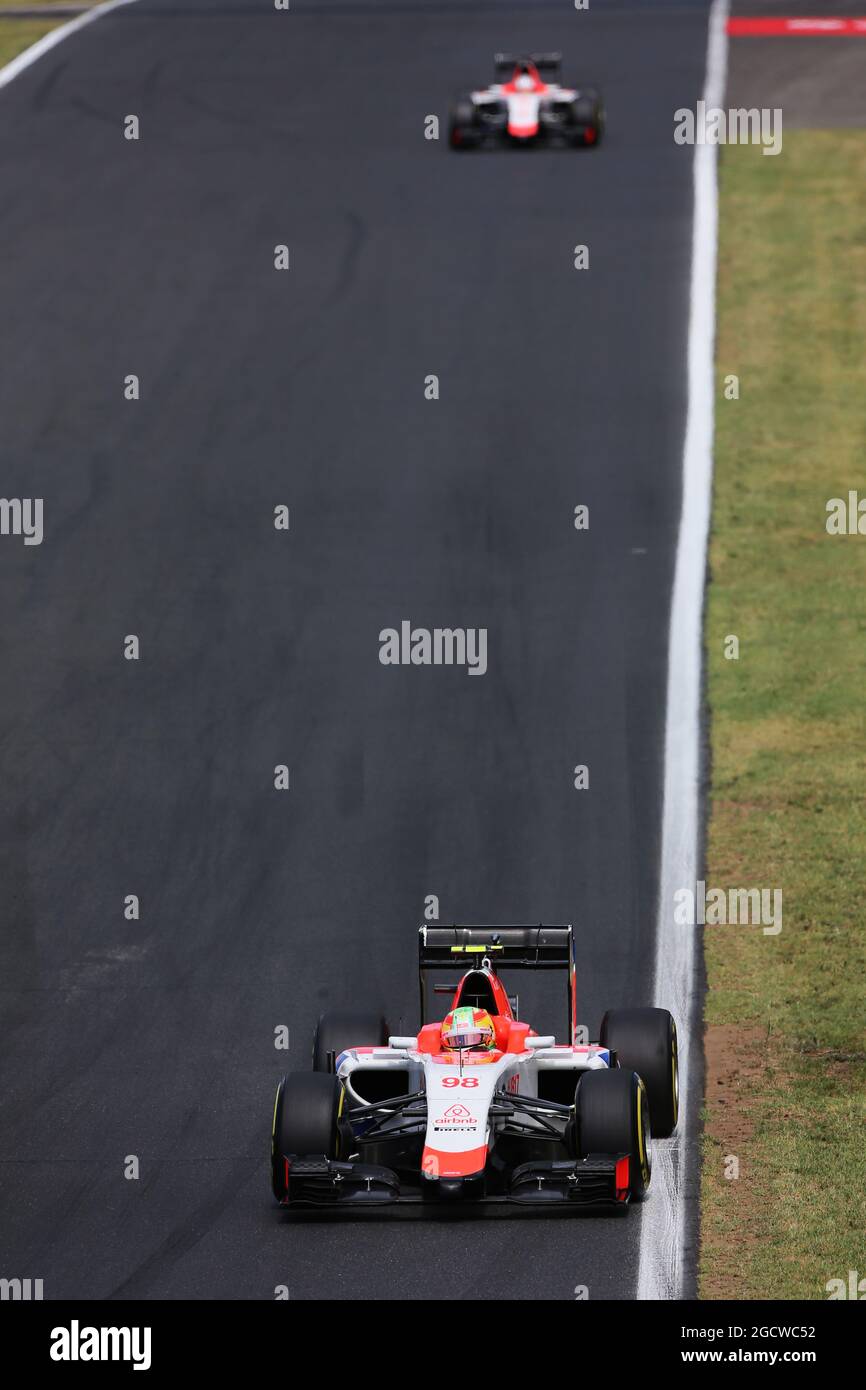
[494,51,562,81]
[418,924,577,1043]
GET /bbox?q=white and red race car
[449,53,604,149]
[271,925,677,1209]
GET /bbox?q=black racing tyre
[600,1007,678,1137]
[312,1009,389,1073]
[271,1072,345,1201]
[569,92,604,147]
[583,115,603,147]
[448,99,478,149]
[573,1067,651,1200]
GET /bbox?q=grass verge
[0,19,62,67]
[0,0,89,8]
[701,131,866,1300]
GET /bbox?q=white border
[637,0,729,1301]
[0,0,138,92]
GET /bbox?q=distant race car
[271,924,677,1209]
[449,53,604,149]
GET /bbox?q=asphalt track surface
[0,0,710,1300]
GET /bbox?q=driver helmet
[441,1005,496,1052]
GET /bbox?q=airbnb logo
[442,1103,474,1123]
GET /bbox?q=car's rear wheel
[572,1067,651,1200]
[599,1007,678,1137]
[312,1009,389,1073]
[271,1072,346,1201]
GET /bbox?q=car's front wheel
[572,1067,651,1200]
[568,92,604,147]
[271,1072,346,1202]
[448,98,479,149]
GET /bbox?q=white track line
[0,0,138,92]
[636,0,729,1302]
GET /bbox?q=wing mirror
[388,1036,417,1049]
[524,1035,556,1049]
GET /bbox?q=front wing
[276,1152,631,1209]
